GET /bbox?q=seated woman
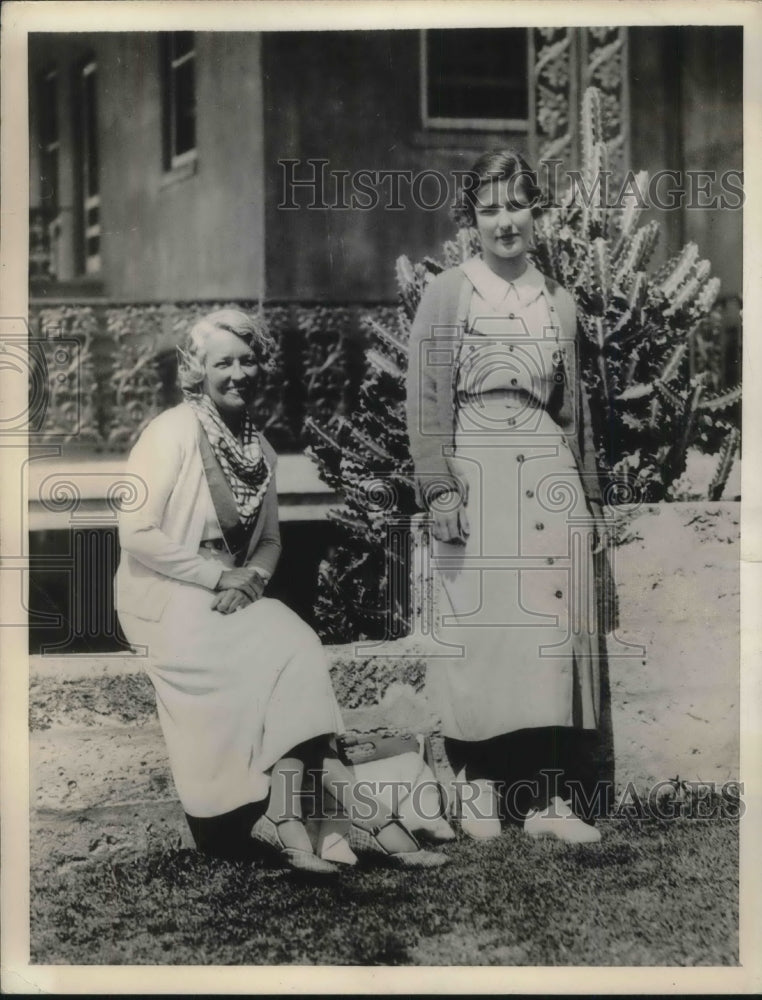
[116,309,446,874]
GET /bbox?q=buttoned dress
[425,258,601,742]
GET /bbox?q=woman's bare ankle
[355,816,419,854]
[264,814,313,853]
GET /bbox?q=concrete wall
[629,27,742,297]
[263,26,743,302]
[262,30,530,302]
[679,27,743,300]
[29,33,266,300]
[30,28,742,303]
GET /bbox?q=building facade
[30,27,742,304]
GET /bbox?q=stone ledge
[30,646,430,722]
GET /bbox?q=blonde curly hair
[177,308,276,394]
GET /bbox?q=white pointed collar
[462,256,546,310]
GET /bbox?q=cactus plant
[531,87,740,499]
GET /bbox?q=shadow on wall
[28,520,340,655]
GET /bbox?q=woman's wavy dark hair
[452,149,544,228]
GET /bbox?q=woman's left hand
[588,500,612,554]
[211,588,255,614]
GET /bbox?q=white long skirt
[427,399,602,742]
[119,549,343,818]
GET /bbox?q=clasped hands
[211,567,266,614]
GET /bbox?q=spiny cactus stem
[708,426,740,501]
[671,382,705,483]
[596,350,613,424]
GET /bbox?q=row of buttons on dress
[518,455,562,594]
[513,302,562,602]
[507,313,516,357]
[516,457,542,531]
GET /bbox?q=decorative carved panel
[28,300,379,456]
[531,28,578,170]
[531,27,630,184]
[34,307,103,448]
[251,306,293,451]
[104,306,166,452]
[579,26,630,182]
[298,305,354,432]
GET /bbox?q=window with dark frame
[421,28,529,131]
[160,31,197,170]
[38,68,61,215]
[77,57,101,274]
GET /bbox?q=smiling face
[473,176,534,276]
[201,327,258,417]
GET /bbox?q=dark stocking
[445,727,604,822]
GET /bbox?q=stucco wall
[30,28,742,303]
[29,33,266,300]
[262,30,531,302]
[629,26,742,297]
[264,27,743,303]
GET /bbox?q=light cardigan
[405,263,603,510]
[116,402,281,622]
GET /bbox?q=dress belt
[199,537,226,552]
[456,387,533,406]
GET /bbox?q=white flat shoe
[319,831,358,866]
[457,771,501,840]
[316,817,358,866]
[523,796,601,844]
[417,816,457,844]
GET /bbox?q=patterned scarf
[185,392,272,529]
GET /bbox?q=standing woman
[406,151,609,843]
[117,309,445,874]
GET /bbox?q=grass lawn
[31,816,737,966]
